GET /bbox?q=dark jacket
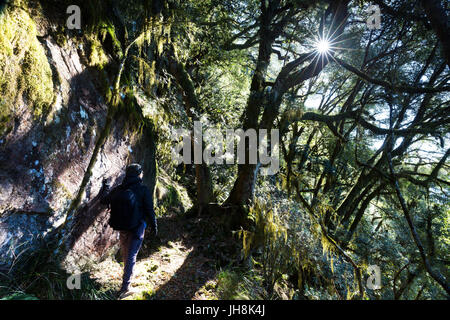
[101,175,157,233]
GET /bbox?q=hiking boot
[117,287,139,300]
[116,287,130,300]
[118,290,133,300]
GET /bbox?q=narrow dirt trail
[91,213,221,300]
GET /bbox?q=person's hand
[102,177,111,187]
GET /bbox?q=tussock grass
[0,240,116,300]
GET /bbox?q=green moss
[0,5,54,127]
[154,169,193,216]
[98,21,123,59]
[125,288,156,300]
[155,184,181,216]
[0,98,12,136]
[166,185,181,206]
[216,268,267,300]
[53,181,74,200]
[112,88,154,138]
[87,36,109,68]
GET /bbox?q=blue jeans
[119,220,146,291]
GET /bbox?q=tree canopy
[1,0,449,300]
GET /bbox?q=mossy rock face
[0,4,55,136]
[155,169,193,216]
[86,35,110,68]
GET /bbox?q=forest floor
[90,212,234,300]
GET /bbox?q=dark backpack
[108,187,142,231]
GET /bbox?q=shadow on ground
[118,213,241,300]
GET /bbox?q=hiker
[100,163,158,297]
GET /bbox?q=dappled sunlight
[91,242,194,296]
[90,212,220,300]
[1,0,449,302]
